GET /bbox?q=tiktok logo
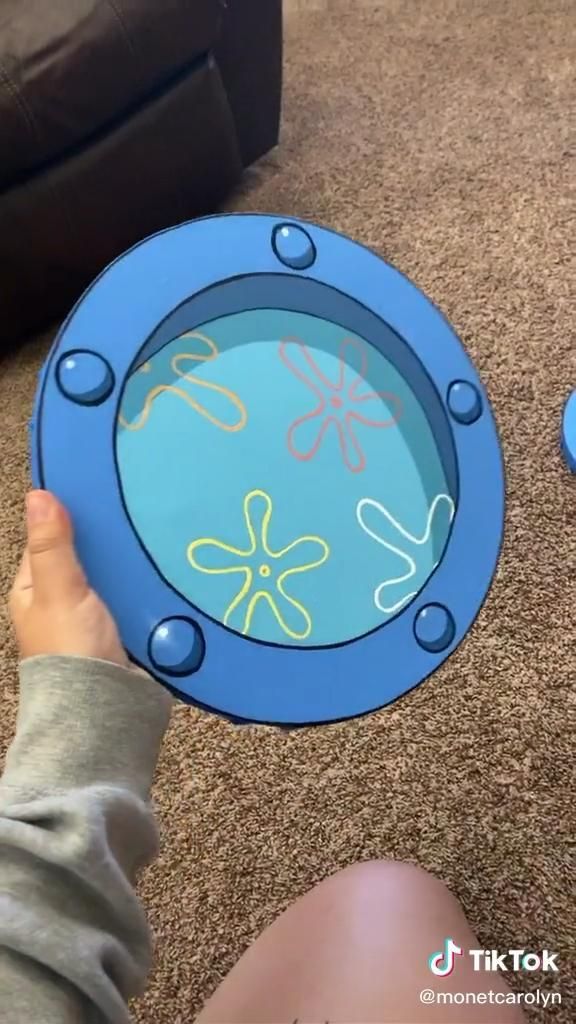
[428,937,463,977]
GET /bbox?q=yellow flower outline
[119,331,247,433]
[187,489,330,640]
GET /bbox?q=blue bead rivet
[561,391,576,473]
[57,351,114,405]
[272,223,316,270]
[149,617,204,677]
[414,604,455,653]
[447,380,482,425]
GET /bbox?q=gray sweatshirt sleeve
[0,656,173,1024]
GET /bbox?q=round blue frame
[31,214,505,724]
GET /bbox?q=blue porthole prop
[561,391,576,473]
[32,214,505,725]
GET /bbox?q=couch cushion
[0,0,224,189]
[0,53,243,344]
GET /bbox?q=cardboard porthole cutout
[32,215,504,724]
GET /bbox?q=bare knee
[330,858,445,890]
[309,860,462,925]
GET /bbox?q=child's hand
[10,490,128,666]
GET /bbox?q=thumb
[26,490,88,604]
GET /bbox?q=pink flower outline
[279,336,402,473]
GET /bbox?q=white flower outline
[356,494,456,614]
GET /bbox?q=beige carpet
[1,1,574,1021]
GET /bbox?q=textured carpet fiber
[1,2,574,1021]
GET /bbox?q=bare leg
[198,861,526,1023]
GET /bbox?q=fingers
[25,490,88,605]
[8,550,32,621]
[12,550,32,593]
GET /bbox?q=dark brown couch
[0,0,282,344]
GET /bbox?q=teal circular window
[117,307,455,647]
